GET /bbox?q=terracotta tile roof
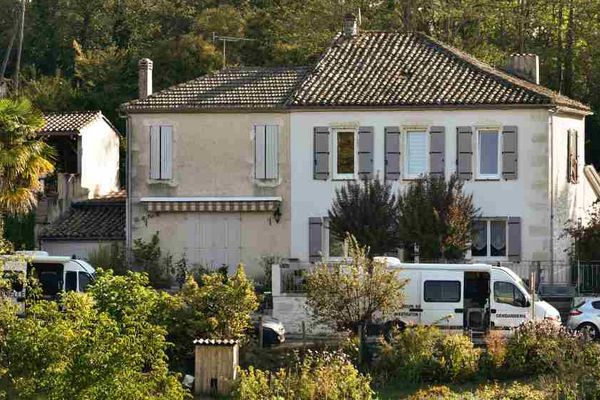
[122,66,310,112]
[38,193,125,240]
[291,32,590,111]
[40,111,104,134]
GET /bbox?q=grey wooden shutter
[265,125,279,179]
[358,126,374,179]
[385,127,401,181]
[149,126,161,180]
[457,126,473,180]
[309,217,323,262]
[568,129,578,183]
[314,127,330,180]
[502,126,518,180]
[429,126,445,178]
[160,126,173,180]
[507,217,522,261]
[254,125,266,179]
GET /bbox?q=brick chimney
[506,54,539,85]
[138,58,153,100]
[343,14,358,38]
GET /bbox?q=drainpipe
[549,109,556,283]
[120,113,133,266]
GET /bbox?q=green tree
[306,235,406,334]
[328,179,400,257]
[397,174,478,261]
[563,201,600,260]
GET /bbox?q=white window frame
[403,129,429,179]
[476,128,502,180]
[332,128,357,180]
[472,218,508,261]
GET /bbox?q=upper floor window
[149,125,172,180]
[567,129,579,183]
[333,130,356,179]
[477,129,501,179]
[255,125,279,180]
[404,130,428,178]
[472,219,507,258]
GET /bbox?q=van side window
[65,272,77,292]
[424,281,461,302]
[494,282,526,307]
[79,272,92,292]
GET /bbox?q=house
[123,15,599,281]
[35,111,121,254]
[122,60,307,276]
[38,191,126,259]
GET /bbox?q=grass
[375,381,483,399]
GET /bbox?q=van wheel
[577,323,599,340]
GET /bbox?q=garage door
[183,213,241,273]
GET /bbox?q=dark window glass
[336,131,354,174]
[424,281,461,302]
[472,221,487,257]
[592,301,600,310]
[79,272,92,292]
[65,271,77,292]
[494,282,526,307]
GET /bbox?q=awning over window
[140,196,282,213]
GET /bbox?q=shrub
[476,382,547,400]
[87,242,126,274]
[433,334,480,382]
[234,350,373,400]
[132,232,175,288]
[504,320,585,377]
[406,385,467,400]
[479,331,508,377]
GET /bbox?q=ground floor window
[472,219,507,258]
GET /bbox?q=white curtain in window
[407,131,427,176]
[479,131,499,175]
[472,221,487,254]
[490,220,506,256]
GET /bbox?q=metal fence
[280,263,310,293]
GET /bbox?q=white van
[1,252,95,309]
[380,259,561,332]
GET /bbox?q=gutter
[549,110,555,283]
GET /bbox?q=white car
[566,298,600,339]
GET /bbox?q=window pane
[329,232,344,257]
[65,271,77,292]
[472,221,488,257]
[494,282,525,307]
[337,131,354,174]
[490,220,507,257]
[479,131,499,175]
[406,131,427,176]
[79,272,92,292]
[424,281,461,302]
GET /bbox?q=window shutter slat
[385,127,401,181]
[309,217,323,262]
[160,126,173,180]
[314,127,330,180]
[358,126,374,179]
[265,125,279,179]
[508,217,522,261]
[149,126,161,180]
[502,126,518,180]
[429,126,445,178]
[457,126,473,181]
[255,125,266,179]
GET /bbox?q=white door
[420,271,464,329]
[184,213,242,274]
[490,269,531,329]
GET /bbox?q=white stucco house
[122,15,599,281]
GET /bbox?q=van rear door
[420,270,464,329]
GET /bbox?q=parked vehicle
[252,314,285,346]
[566,298,600,339]
[1,251,95,312]
[379,258,561,333]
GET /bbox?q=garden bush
[406,382,546,400]
[234,350,373,400]
[375,326,479,383]
[504,320,586,377]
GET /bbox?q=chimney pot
[343,14,358,37]
[138,58,153,100]
[506,54,539,85]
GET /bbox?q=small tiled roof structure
[122,66,310,112]
[193,339,239,345]
[291,32,590,112]
[39,111,119,135]
[38,191,126,241]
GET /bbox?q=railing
[280,263,309,294]
[574,263,600,294]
